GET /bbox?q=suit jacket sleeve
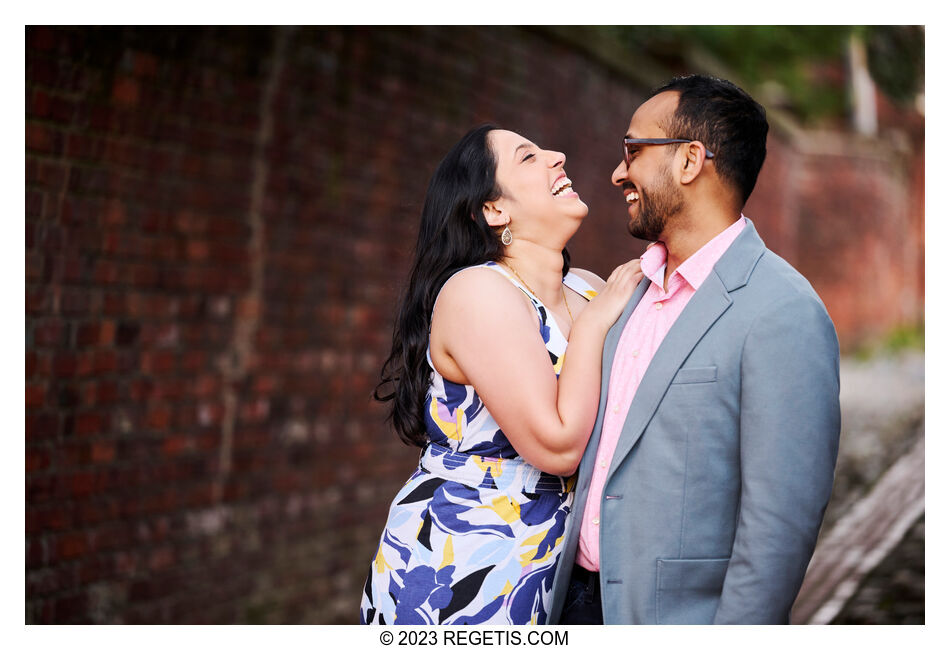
[713,292,841,623]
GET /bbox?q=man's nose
[611,161,628,185]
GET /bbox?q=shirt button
[600,459,607,468]
[632,349,639,357]
[592,517,600,526]
[611,405,619,413]
[655,302,663,310]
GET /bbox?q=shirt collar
[639,216,746,292]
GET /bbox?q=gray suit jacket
[549,219,841,624]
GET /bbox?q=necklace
[501,261,574,325]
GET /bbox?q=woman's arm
[430,261,641,475]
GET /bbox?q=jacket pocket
[655,557,730,624]
[671,366,718,384]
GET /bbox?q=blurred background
[25,25,924,624]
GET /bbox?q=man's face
[611,92,685,242]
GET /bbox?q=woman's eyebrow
[514,142,535,159]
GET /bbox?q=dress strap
[562,271,599,302]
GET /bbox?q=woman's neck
[501,242,565,305]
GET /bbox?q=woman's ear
[679,142,708,185]
[482,201,509,227]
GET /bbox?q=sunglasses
[622,137,716,166]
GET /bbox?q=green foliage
[852,322,924,360]
[605,25,923,126]
[881,322,925,354]
[866,25,925,106]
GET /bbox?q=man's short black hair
[650,75,768,206]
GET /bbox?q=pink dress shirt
[575,216,746,571]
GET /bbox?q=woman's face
[487,129,589,241]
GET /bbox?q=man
[549,75,841,624]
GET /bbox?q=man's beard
[627,167,684,241]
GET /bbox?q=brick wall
[26,26,924,623]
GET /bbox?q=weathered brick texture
[26,26,923,623]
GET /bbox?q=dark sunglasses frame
[623,137,716,166]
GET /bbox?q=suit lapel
[606,219,766,476]
[607,274,732,474]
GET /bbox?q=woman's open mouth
[551,176,574,197]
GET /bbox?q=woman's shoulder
[437,263,529,311]
[442,262,512,293]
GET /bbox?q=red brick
[77,498,121,525]
[76,321,115,347]
[75,351,97,376]
[26,537,48,568]
[128,379,153,401]
[39,505,73,531]
[90,442,116,463]
[26,251,45,282]
[104,200,126,226]
[26,122,56,153]
[162,435,189,456]
[132,51,160,77]
[146,405,172,430]
[94,380,119,405]
[141,350,176,374]
[67,471,106,498]
[148,546,175,571]
[55,532,88,560]
[26,414,60,440]
[53,353,78,377]
[74,412,104,436]
[26,286,50,315]
[36,161,69,192]
[181,350,207,372]
[93,350,118,374]
[78,555,116,585]
[27,26,57,51]
[52,593,88,622]
[26,447,51,472]
[34,320,66,347]
[111,76,140,107]
[26,383,47,409]
[26,351,38,377]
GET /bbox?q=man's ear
[679,142,709,185]
[482,201,509,227]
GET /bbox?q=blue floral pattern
[361,263,597,625]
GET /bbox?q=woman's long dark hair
[375,124,570,447]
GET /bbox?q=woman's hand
[581,258,643,332]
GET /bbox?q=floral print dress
[361,262,598,625]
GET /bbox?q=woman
[361,125,642,625]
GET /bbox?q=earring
[501,219,513,246]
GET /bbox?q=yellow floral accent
[473,455,504,478]
[484,494,521,523]
[439,535,455,570]
[518,530,555,565]
[428,398,463,441]
[374,546,393,574]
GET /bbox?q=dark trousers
[559,564,603,624]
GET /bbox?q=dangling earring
[501,218,513,246]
